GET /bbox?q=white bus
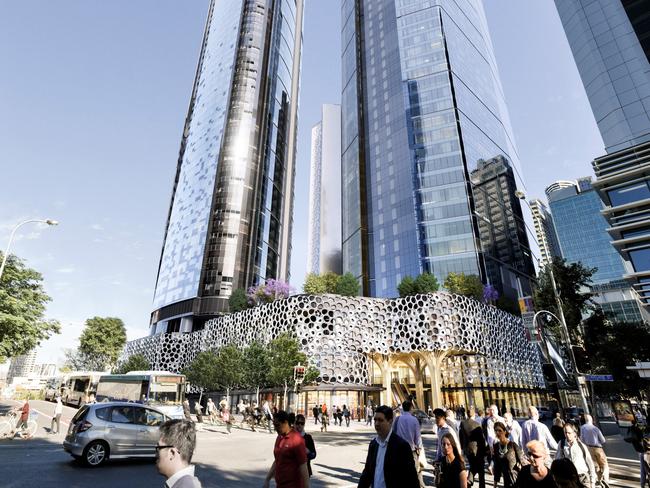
[95,371,186,419]
[62,372,106,407]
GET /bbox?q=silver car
[63,401,169,467]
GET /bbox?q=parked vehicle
[62,372,106,407]
[95,371,185,419]
[63,401,169,467]
[44,377,66,401]
[537,406,551,420]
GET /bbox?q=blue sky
[0,1,604,367]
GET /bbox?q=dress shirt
[521,419,558,451]
[436,423,460,460]
[556,440,597,485]
[394,412,421,451]
[484,415,503,446]
[508,420,522,446]
[165,465,196,488]
[373,431,392,488]
[580,423,606,448]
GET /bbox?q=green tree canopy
[114,353,151,374]
[78,316,127,371]
[0,253,60,363]
[268,333,319,387]
[335,272,360,296]
[397,276,416,297]
[182,350,220,392]
[63,348,108,371]
[214,344,244,390]
[303,273,327,294]
[242,341,270,389]
[534,257,595,340]
[443,272,483,301]
[414,272,440,294]
[228,288,250,313]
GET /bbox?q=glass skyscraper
[530,198,562,268]
[151,0,304,334]
[307,104,343,275]
[341,0,534,300]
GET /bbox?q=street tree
[214,344,244,405]
[182,350,220,404]
[268,333,319,409]
[0,252,60,363]
[114,353,151,374]
[63,348,107,371]
[78,316,127,371]
[413,272,440,294]
[303,273,327,294]
[335,272,360,296]
[228,288,250,313]
[397,276,416,297]
[534,257,595,340]
[443,272,484,301]
[247,279,293,306]
[242,341,270,392]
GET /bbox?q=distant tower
[307,104,342,275]
[151,0,305,334]
[529,199,562,268]
[7,350,37,383]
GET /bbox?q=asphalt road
[0,400,642,487]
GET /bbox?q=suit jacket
[358,432,419,488]
[169,475,202,488]
[304,432,317,476]
[459,418,487,459]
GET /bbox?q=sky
[0,1,605,368]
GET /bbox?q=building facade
[554,0,650,154]
[122,293,546,414]
[151,0,304,334]
[530,198,562,268]
[7,350,37,383]
[341,0,532,300]
[307,104,342,275]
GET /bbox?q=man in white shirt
[556,422,597,488]
[580,414,609,486]
[433,408,460,461]
[521,406,558,451]
[156,419,202,488]
[50,395,63,434]
[482,404,504,448]
[504,412,522,447]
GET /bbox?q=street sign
[584,374,614,382]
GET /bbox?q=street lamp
[515,192,591,414]
[0,219,59,281]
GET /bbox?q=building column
[370,353,392,406]
[420,351,449,409]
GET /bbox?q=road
[0,400,642,487]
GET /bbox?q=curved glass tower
[341,0,535,301]
[151,0,304,334]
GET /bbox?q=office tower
[555,0,650,311]
[554,0,650,154]
[7,350,37,383]
[470,156,535,299]
[307,104,343,275]
[341,0,533,299]
[151,0,304,334]
[530,199,562,268]
[546,177,645,321]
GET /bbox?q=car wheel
[82,440,109,467]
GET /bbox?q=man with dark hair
[393,400,425,487]
[265,410,310,488]
[459,406,488,488]
[434,408,460,461]
[156,419,202,488]
[358,405,419,488]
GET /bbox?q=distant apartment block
[530,199,562,268]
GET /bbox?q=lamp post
[0,219,59,281]
[515,192,590,414]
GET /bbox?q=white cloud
[56,267,75,274]
[90,224,105,231]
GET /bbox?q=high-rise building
[151,0,304,333]
[546,177,646,322]
[555,0,650,312]
[530,199,562,268]
[7,350,37,383]
[307,104,342,275]
[554,0,650,154]
[470,156,535,300]
[341,0,532,298]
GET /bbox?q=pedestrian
[294,414,317,477]
[551,413,566,443]
[365,403,374,426]
[434,408,461,461]
[237,399,245,415]
[579,414,609,487]
[482,404,505,449]
[332,405,338,426]
[222,404,232,434]
[312,404,320,425]
[504,412,523,447]
[555,422,596,488]
[624,417,648,488]
[194,401,203,423]
[357,404,362,422]
[392,400,425,487]
[264,410,310,488]
[156,419,202,487]
[516,440,557,488]
[183,399,192,422]
[551,458,586,488]
[521,406,558,452]
[50,395,63,434]
[460,406,488,488]
[263,400,274,434]
[15,399,30,437]
[343,404,351,427]
[357,405,419,487]
[492,421,523,488]
[206,398,216,424]
[437,432,468,488]
[320,406,329,433]
[446,408,459,433]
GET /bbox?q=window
[136,408,165,427]
[629,247,650,272]
[607,181,650,206]
[95,407,111,421]
[110,406,135,424]
[621,226,650,239]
